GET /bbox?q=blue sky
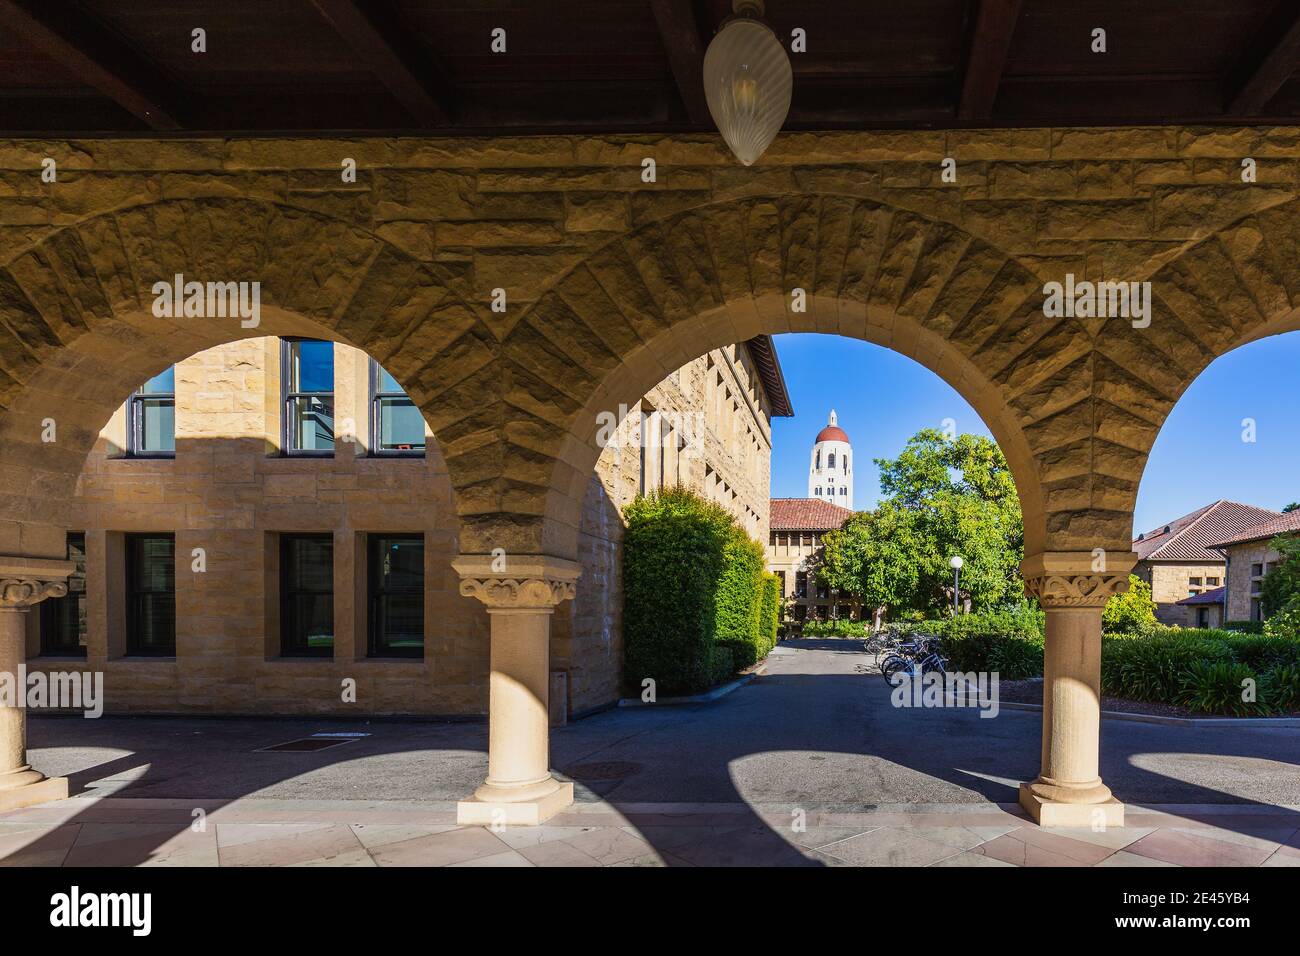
[768,333,1300,537]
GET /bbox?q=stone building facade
[767,497,857,631]
[1131,500,1278,627]
[24,335,787,720]
[1209,510,1300,623]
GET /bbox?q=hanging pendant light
[704,0,792,166]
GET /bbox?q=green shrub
[802,618,864,637]
[708,644,735,687]
[1176,661,1261,716]
[715,526,765,664]
[717,638,756,671]
[1102,575,1158,634]
[1260,664,1300,713]
[1101,632,1233,702]
[623,488,732,695]
[1265,596,1300,639]
[759,574,780,654]
[987,637,1045,679]
[1223,620,1265,634]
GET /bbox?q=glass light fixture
[704,0,792,166]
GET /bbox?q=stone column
[452,554,580,826]
[1018,551,1135,828]
[0,556,75,812]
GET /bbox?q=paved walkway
[6,640,1300,866]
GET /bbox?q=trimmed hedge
[622,487,775,695]
[623,488,732,696]
[802,618,865,637]
[1223,620,1265,634]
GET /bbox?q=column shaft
[0,608,37,787]
[481,608,553,795]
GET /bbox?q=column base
[457,778,574,827]
[0,774,68,812]
[1020,783,1124,828]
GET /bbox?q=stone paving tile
[366,826,508,867]
[904,825,1013,850]
[609,850,696,867]
[666,824,820,866]
[290,848,377,867]
[517,839,603,867]
[1170,825,1295,853]
[561,826,655,865]
[493,825,603,850]
[1095,850,1180,867]
[65,822,220,867]
[783,825,875,850]
[818,828,964,867]
[1262,849,1300,866]
[1027,826,1154,851]
[974,828,1115,867]
[0,823,80,867]
[929,850,1017,867]
[447,850,535,867]
[348,823,459,850]
[1123,829,1277,867]
[216,823,365,867]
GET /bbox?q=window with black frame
[368,534,424,657]
[280,534,334,657]
[370,360,425,455]
[126,534,175,655]
[282,339,334,454]
[39,532,87,657]
[127,367,175,456]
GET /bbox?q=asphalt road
[25,639,1300,807]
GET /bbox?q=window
[370,360,425,455]
[126,534,175,656]
[280,534,334,657]
[1189,577,1203,586]
[39,533,87,657]
[1252,563,1264,577]
[282,339,334,454]
[839,486,847,496]
[795,571,808,598]
[368,535,424,657]
[127,367,175,456]
[1206,576,1220,586]
[828,452,836,468]
[816,579,830,600]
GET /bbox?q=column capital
[452,554,581,611]
[0,555,74,610]
[1020,550,1138,609]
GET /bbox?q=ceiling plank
[649,0,711,126]
[0,0,181,129]
[1227,9,1300,115]
[309,0,450,126]
[957,0,1023,120]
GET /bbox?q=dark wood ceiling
[3,0,1300,135]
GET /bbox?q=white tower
[808,409,852,509]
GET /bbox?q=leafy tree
[817,429,1024,619]
[1102,574,1158,634]
[1261,534,1300,619]
[1282,502,1299,513]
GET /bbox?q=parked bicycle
[878,635,948,683]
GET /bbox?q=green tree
[1260,534,1300,619]
[1282,502,1299,513]
[817,429,1024,618]
[1102,574,1158,634]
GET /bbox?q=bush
[1223,620,1265,634]
[1265,596,1300,639]
[759,574,780,654]
[715,527,766,664]
[717,638,756,671]
[1260,664,1300,713]
[802,618,865,637]
[1177,661,1261,717]
[623,488,732,695]
[708,644,735,687]
[1102,575,1158,634]
[1101,632,1233,702]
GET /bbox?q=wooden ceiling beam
[649,0,712,126]
[0,0,181,129]
[957,0,1023,120]
[309,0,450,126]
[1227,8,1300,116]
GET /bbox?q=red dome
[816,425,849,444]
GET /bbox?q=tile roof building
[1132,500,1281,627]
[1206,509,1300,624]
[768,497,858,632]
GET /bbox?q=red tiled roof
[1207,509,1300,549]
[816,425,850,443]
[1133,500,1281,562]
[1177,586,1225,606]
[770,498,855,531]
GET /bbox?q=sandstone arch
[0,197,491,559]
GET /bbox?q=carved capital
[1020,550,1139,609]
[452,554,581,611]
[0,555,75,610]
[1023,572,1130,608]
[0,578,67,609]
